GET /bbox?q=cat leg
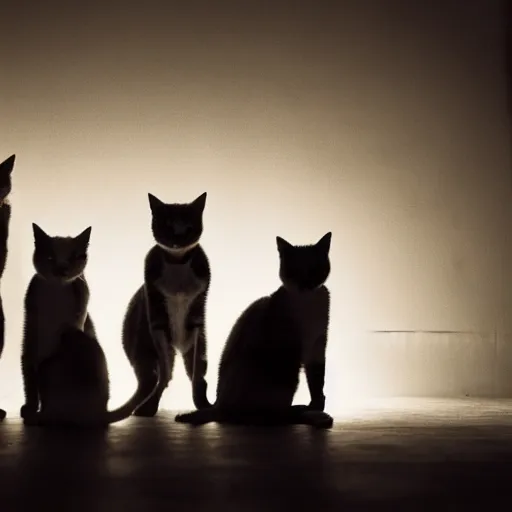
[0,294,4,359]
[144,281,173,385]
[152,329,173,385]
[305,361,326,411]
[124,305,170,417]
[0,296,5,419]
[133,387,165,417]
[20,331,40,419]
[304,333,328,411]
[133,350,174,417]
[183,327,211,410]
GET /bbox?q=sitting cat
[21,224,157,427]
[122,192,212,417]
[0,154,15,421]
[175,232,334,429]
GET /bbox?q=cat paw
[20,404,38,420]
[0,409,6,421]
[308,396,326,412]
[302,411,334,429]
[174,412,196,423]
[175,409,214,425]
[22,412,42,427]
[132,406,158,418]
[290,404,310,413]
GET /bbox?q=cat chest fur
[154,260,206,353]
[285,287,329,364]
[31,281,86,363]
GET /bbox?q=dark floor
[1,399,512,511]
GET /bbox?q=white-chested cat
[175,233,334,429]
[20,225,157,427]
[0,154,15,421]
[122,192,212,417]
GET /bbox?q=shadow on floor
[1,399,512,510]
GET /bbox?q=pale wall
[0,1,510,414]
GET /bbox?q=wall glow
[0,169,351,415]
[0,1,511,418]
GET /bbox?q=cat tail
[175,405,334,429]
[103,378,159,425]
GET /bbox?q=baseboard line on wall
[369,330,481,335]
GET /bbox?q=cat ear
[148,193,164,212]
[0,155,15,175]
[32,223,49,243]
[316,232,332,253]
[76,227,92,247]
[191,192,207,213]
[276,236,293,253]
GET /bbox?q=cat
[0,154,15,421]
[20,224,157,427]
[122,192,212,417]
[175,232,334,429]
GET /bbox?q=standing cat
[122,192,211,417]
[21,224,156,426]
[175,233,334,429]
[0,154,15,421]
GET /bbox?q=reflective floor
[1,399,512,511]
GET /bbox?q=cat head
[32,224,92,283]
[276,232,332,291]
[0,154,15,205]
[148,192,207,256]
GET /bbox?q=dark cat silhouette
[21,224,157,427]
[175,233,334,429]
[122,192,212,417]
[0,154,15,421]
